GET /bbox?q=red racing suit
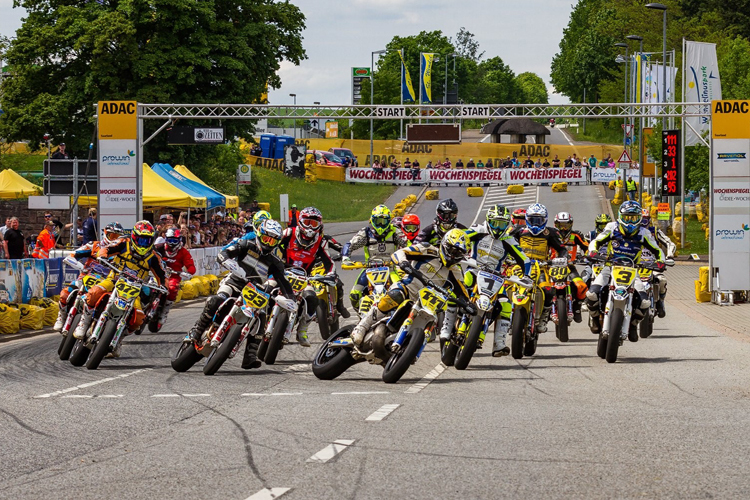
[154,244,196,300]
[279,227,335,274]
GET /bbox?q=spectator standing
[248,200,260,216]
[502,156,513,168]
[455,159,464,169]
[564,156,573,168]
[443,157,452,169]
[403,158,412,170]
[599,156,608,167]
[542,158,551,168]
[4,217,26,259]
[573,156,582,168]
[425,160,433,169]
[373,159,383,174]
[288,204,299,228]
[588,154,597,169]
[0,217,10,237]
[626,176,638,201]
[51,143,69,160]
[476,159,485,169]
[410,159,420,181]
[82,208,97,244]
[485,159,493,169]
[466,159,475,169]
[552,155,561,168]
[524,156,534,168]
[608,157,616,168]
[534,158,542,168]
[32,220,57,258]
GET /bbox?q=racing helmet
[131,221,156,258]
[618,201,643,236]
[525,203,548,236]
[164,227,184,257]
[102,222,125,246]
[595,213,612,232]
[554,212,573,239]
[486,205,511,239]
[401,213,421,241]
[439,228,469,267]
[255,219,283,255]
[252,210,271,231]
[435,198,458,233]
[640,208,652,228]
[512,208,527,226]
[297,206,323,248]
[370,205,392,237]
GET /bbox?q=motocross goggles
[620,214,641,225]
[402,223,419,234]
[133,235,154,248]
[166,236,181,246]
[556,221,573,233]
[300,217,322,229]
[526,215,546,228]
[372,216,390,229]
[488,218,509,233]
[259,233,281,247]
[443,245,465,260]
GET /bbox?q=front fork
[602,295,633,339]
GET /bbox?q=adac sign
[98,100,137,140]
[712,100,750,140]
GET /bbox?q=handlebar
[96,257,168,292]
[341,259,394,270]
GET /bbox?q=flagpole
[419,52,423,124]
[400,48,404,140]
[680,38,686,250]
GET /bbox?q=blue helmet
[618,201,643,236]
[525,203,548,236]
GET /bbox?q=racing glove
[398,261,414,275]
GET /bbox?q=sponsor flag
[399,51,416,103]
[685,40,722,146]
[420,53,435,104]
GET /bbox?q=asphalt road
[3,185,749,499]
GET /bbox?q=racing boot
[492,319,511,357]
[158,300,174,330]
[439,306,458,344]
[336,296,351,319]
[106,342,122,359]
[573,299,583,323]
[589,315,602,334]
[53,307,67,332]
[296,316,312,347]
[656,299,666,319]
[536,306,551,333]
[349,306,385,346]
[73,308,94,340]
[241,336,262,369]
[189,312,212,344]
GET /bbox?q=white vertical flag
[684,40,722,146]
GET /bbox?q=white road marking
[97,394,124,398]
[472,186,540,225]
[480,134,491,143]
[561,128,575,146]
[405,363,446,394]
[243,487,291,500]
[183,393,211,397]
[331,391,390,395]
[152,394,180,398]
[34,368,152,399]
[470,185,491,225]
[241,392,304,397]
[306,439,356,463]
[365,404,401,421]
[62,395,92,399]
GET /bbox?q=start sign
[98,101,137,140]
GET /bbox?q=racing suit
[416,220,468,246]
[648,225,676,317]
[509,225,568,333]
[586,222,665,334]
[154,244,196,326]
[342,225,408,310]
[55,241,109,331]
[551,229,589,321]
[76,239,166,339]
[465,222,531,354]
[277,227,337,344]
[349,242,471,345]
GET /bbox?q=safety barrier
[425,190,440,200]
[506,185,524,194]
[466,187,484,197]
[551,183,568,192]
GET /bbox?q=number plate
[418,288,447,315]
[593,265,604,275]
[612,266,636,287]
[115,280,140,299]
[366,266,389,286]
[549,266,569,280]
[477,271,503,296]
[242,283,270,309]
[81,275,101,289]
[639,268,653,279]
[286,275,307,292]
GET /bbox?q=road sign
[237,164,251,185]
[621,123,634,136]
[617,150,632,163]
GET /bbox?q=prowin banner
[590,168,641,183]
[346,167,586,185]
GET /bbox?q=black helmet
[435,198,458,233]
[243,221,255,234]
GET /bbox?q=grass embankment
[567,119,625,145]
[1,153,45,172]
[253,167,396,222]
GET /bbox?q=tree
[451,27,484,62]
[1,0,306,201]
[515,72,548,104]
[473,57,518,104]
[718,36,750,100]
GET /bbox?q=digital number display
[661,130,681,197]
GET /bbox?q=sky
[0,0,575,105]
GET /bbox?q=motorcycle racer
[395,213,421,243]
[466,205,531,356]
[586,213,613,242]
[552,212,589,322]
[189,219,294,369]
[342,205,409,310]
[511,208,527,229]
[252,210,271,231]
[416,199,467,245]
[153,228,196,329]
[640,208,676,318]
[509,203,568,333]
[586,201,666,336]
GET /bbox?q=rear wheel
[312,326,357,380]
[510,308,527,360]
[556,296,569,343]
[171,340,203,372]
[263,311,288,365]
[606,308,624,363]
[203,324,243,375]
[86,320,118,370]
[454,315,484,370]
[597,333,607,359]
[382,327,425,384]
[69,338,91,367]
[58,315,81,361]
[316,303,331,340]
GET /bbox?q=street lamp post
[626,34,644,199]
[646,3,668,134]
[289,93,297,140]
[370,49,386,167]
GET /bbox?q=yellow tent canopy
[174,164,240,208]
[78,164,206,209]
[0,169,43,199]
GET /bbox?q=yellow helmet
[439,228,469,266]
[252,210,271,230]
[370,204,392,236]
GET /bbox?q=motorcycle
[592,256,667,363]
[171,276,270,375]
[58,271,105,361]
[310,262,340,340]
[508,260,548,359]
[140,268,192,334]
[442,264,530,370]
[549,259,573,343]
[313,265,473,384]
[70,258,167,370]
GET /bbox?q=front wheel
[263,310,288,365]
[316,303,331,340]
[312,326,357,380]
[597,333,607,359]
[86,319,118,370]
[441,340,458,367]
[382,327,425,384]
[69,338,91,367]
[171,340,203,372]
[454,315,484,370]
[639,310,653,338]
[606,308,625,363]
[203,323,243,375]
[556,296,569,343]
[510,308,527,360]
[58,315,81,361]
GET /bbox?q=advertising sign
[591,168,640,183]
[237,164,252,185]
[345,167,586,186]
[661,130,681,197]
[351,67,370,105]
[325,122,339,138]
[685,41,722,146]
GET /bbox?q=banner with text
[590,168,641,183]
[345,167,587,185]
